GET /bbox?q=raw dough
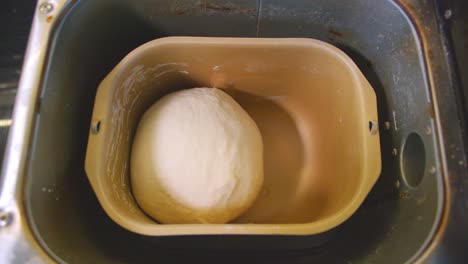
[131,88,264,224]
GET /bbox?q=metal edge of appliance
[0,0,465,263]
[0,0,70,263]
[400,0,468,262]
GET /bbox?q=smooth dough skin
[131,88,264,224]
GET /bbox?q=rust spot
[428,102,435,119]
[328,30,343,37]
[238,8,256,15]
[399,1,417,13]
[173,8,187,15]
[203,3,234,12]
[196,1,255,15]
[394,0,431,44]
[327,29,345,42]
[427,49,434,60]
[46,16,53,23]
[398,191,410,199]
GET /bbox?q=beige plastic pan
[85,37,381,236]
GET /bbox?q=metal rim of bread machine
[0,0,466,263]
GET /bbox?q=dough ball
[131,88,264,224]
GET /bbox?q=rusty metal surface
[395,0,468,262]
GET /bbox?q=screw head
[39,2,54,14]
[444,9,452,20]
[0,210,13,227]
[425,126,432,135]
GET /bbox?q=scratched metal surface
[0,0,34,170]
[429,0,468,263]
